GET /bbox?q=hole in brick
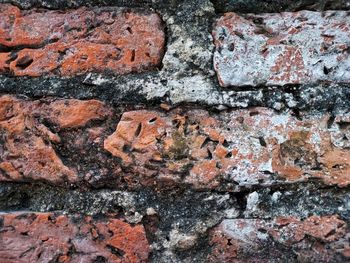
[201,137,211,148]
[149,117,157,123]
[332,164,342,169]
[222,139,230,148]
[259,137,267,147]
[257,228,267,233]
[338,121,350,130]
[122,144,132,153]
[47,215,56,223]
[126,26,133,34]
[206,149,213,160]
[225,151,232,158]
[249,111,259,116]
[130,50,135,62]
[145,52,150,58]
[253,17,264,24]
[325,229,337,238]
[279,40,288,45]
[135,123,142,137]
[261,47,268,55]
[327,115,335,129]
[323,66,330,75]
[228,43,235,51]
[292,108,302,120]
[15,55,33,69]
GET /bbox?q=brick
[103,109,231,189]
[213,11,350,87]
[0,212,150,262]
[2,96,350,189]
[0,4,165,77]
[209,215,350,262]
[0,95,111,184]
[104,108,350,189]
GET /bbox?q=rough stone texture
[0,4,165,77]
[105,108,350,189]
[0,212,150,262]
[2,95,350,190]
[0,95,111,185]
[0,182,349,262]
[0,0,349,113]
[213,11,350,87]
[0,0,349,262]
[209,215,350,262]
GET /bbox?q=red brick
[0,4,165,77]
[104,108,350,189]
[0,212,150,262]
[103,109,229,188]
[209,215,349,262]
[2,96,350,189]
[0,95,111,184]
[213,11,350,87]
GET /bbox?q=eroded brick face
[0,212,150,263]
[209,215,350,262]
[0,95,112,184]
[1,95,350,189]
[0,4,165,77]
[105,108,350,189]
[213,11,350,87]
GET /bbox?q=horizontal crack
[0,38,60,53]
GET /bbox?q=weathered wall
[0,0,350,262]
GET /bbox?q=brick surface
[209,215,350,262]
[0,4,165,77]
[1,95,350,189]
[0,212,150,263]
[213,11,350,87]
[105,108,350,189]
[0,1,349,262]
[0,95,111,184]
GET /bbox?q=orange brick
[0,212,150,262]
[0,4,165,77]
[2,96,350,189]
[0,95,111,184]
[104,108,350,189]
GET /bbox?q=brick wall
[0,0,350,262]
